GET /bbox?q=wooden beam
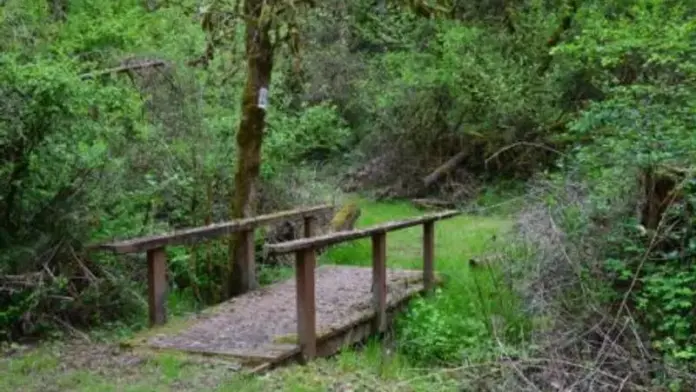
[422,151,468,188]
[266,210,460,254]
[295,248,317,361]
[371,232,387,333]
[91,205,334,254]
[423,221,435,292]
[147,247,168,326]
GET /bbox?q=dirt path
[141,265,424,360]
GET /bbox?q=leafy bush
[397,264,530,364]
[264,101,352,178]
[551,0,696,369]
[0,0,342,339]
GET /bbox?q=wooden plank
[92,204,333,254]
[267,210,460,254]
[147,247,168,326]
[423,221,435,291]
[295,248,317,361]
[371,233,387,333]
[132,266,435,367]
[231,229,257,294]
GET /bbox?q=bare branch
[79,60,167,80]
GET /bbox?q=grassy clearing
[321,198,529,363]
[0,197,525,391]
[0,343,239,392]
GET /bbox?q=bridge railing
[89,205,334,327]
[265,209,461,361]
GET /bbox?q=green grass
[0,197,527,391]
[320,198,529,364]
[321,198,510,270]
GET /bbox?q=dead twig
[52,316,91,343]
[485,141,566,168]
[69,245,98,285]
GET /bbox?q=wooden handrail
[276,209,461,362]
[90,202,461,365]
[90,204,334,254]
[89,204,333,327]
[265,210,460,254]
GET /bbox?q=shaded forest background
[2,0,696,389]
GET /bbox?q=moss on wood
[330,202,361,232]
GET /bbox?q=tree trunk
[227,0,274,298]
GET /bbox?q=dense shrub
[0,0,343,339]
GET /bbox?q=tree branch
[79,60,167,80]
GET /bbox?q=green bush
[549,0,696,372]
[0,0,343,339]
[264,101,352,178]
[397,264,530,364]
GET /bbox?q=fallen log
[411,198,457,210]
[422,151,468,189]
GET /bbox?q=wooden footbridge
[92,205,460,368]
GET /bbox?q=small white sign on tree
[257,87,268,110]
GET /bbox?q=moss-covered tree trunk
[227,0,274,298]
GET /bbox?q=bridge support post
[304,216,315,238]
[423,221,435,292]
[232,229,257,294]
[371,232,387,333]
[147,247,168,326]
[295,248,317,361]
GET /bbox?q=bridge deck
[124,265,433,366]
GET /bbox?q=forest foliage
[1,0,696,386]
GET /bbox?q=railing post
[231,229,257,295]
[423,221,435,292]
[296,248,317,361]
[372,232,387,333]
[147,247,168,326]
[304,216,315,238]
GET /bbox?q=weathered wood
[422,151,468,188]
[295,248,317,361]
[329,203,361,232]
[371,233,387,333]
[147,247,168,326]
[423,221,435,291]
[267,210,460,254]
[230,229,257,294]
[304,216,315,238]
[131,266,429,366]
[92,205,333,254]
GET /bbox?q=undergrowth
[1,196,525,391]
[321,198,529,365]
